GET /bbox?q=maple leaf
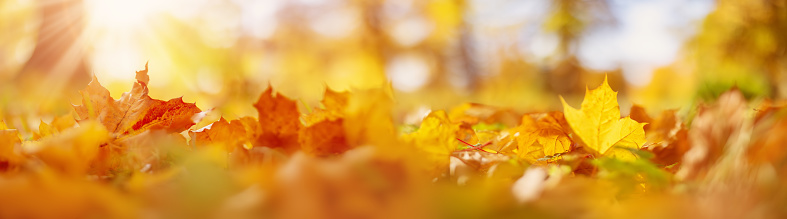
[561,77,646,160]
[254,87,302,151]
[629,105,689,167]
[301,88,349,126]
[296,88,350,156]
[516,112,573,163]
[74,63,201,137]
[188,116,265,170]
[403,110,459,172]
[405,110,459,154]
[192,117,258,154]
[300,119,348,156]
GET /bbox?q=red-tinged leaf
[254,87,302,151]
[128,97,201,134]
[74,63,201,137]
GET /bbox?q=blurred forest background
[1,0,785,123]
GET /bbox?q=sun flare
[82,0,176,83]
[84,0,158,28]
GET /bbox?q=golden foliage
[561,77,646,160]
[2,64,787,218]
[74,63,201,137]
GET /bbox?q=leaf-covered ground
[2,65,787,219]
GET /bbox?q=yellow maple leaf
[402,110,459,172]
[560,77,646,160]
[404,110,458,155]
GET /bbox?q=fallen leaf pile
[3,67,787,219]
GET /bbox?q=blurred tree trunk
[543,0,612,95]
[18,0,89,91]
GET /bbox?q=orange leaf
[35,114,77,140]
[0,129,22,171]
[516,112,573,162]
[129,97,201,133]
[301,88,349,126]
[630,105,689,167]
[254,87,302,151]
[296,88,351,156]
[321,88,349,115]
[299,119,348,156]
[193,117,258,150]
[74,63,201,137]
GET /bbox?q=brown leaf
[753,99,786,125]
[748,118,787,166]
[748,102,787,171]
[628,105,653,125]
[630,105,689,167]
[678,89,748,180]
